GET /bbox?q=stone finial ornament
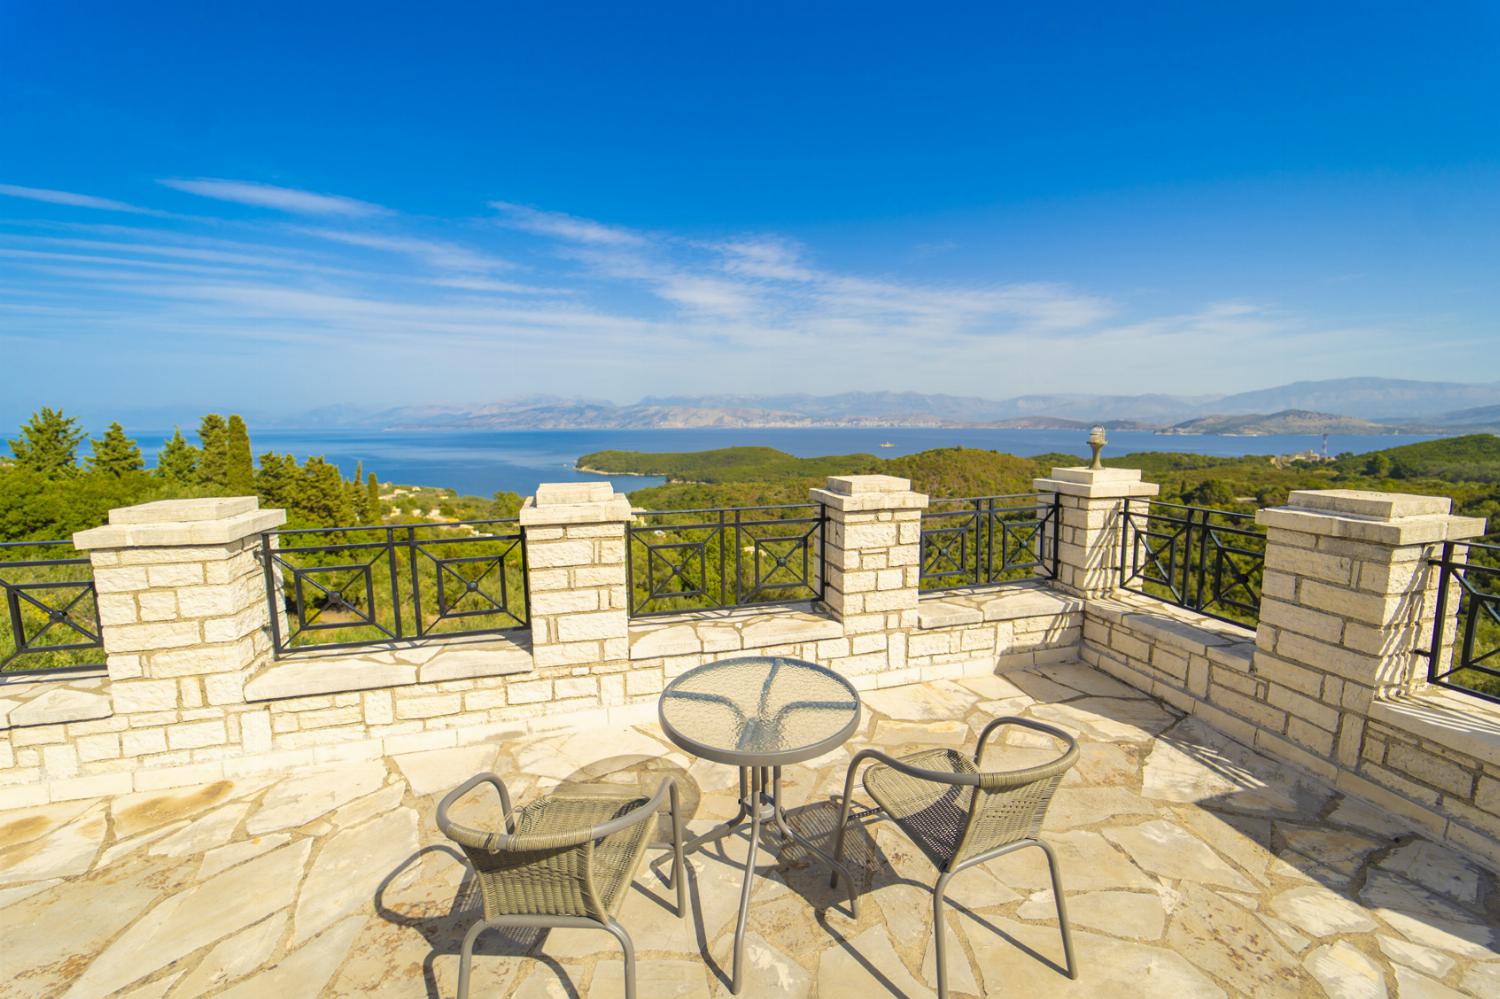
[1088,426,1107,470]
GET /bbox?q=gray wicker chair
[831,716,1080,999]
[436,773,686,999]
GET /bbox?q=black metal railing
[919,494,1060,591]
[627,504,825,616]
[1,540,104,674]
[262,519,528,656]
[1120,499,1266,626]
[1427,538,1500,703]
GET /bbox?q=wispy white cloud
[0,185,1408,404]
[490,201,644,246]
[161,178,389,217]
[0,183,159,215]
[294,228,512,273]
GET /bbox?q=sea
[130,427,1438,499]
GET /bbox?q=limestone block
[243,659,416,701]
[556,610,627,642]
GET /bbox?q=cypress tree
[197,414,229,488]
[225,415,255,494]
[9,407,85,477]
[352,461,368,521]
[156,427,200,483]
[86,422,145,477]
[366,472,382,523]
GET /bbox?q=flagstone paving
[2,662,1497,997]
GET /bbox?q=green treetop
[9,407,85,477]
[255,452,299,509]
[197,414,230,488]
[155,427,200,483]
[86,422,145,477]
[367,472,382,522]
[225,415,255,494]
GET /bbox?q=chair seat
[510,789,654,916]
[863,749,977,870]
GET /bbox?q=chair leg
[669,781,687,918]
[932,872,954,999]
[456,919,489,999]
[829,761,861,889]
[602,919,638,999]
[1035,839,1077,979]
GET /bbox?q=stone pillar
[73,497,286,721]
[519,483,632,676]
[811,476,928,648]
[1252,490,1485,766]
[1033,467,1159,598]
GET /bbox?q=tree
[1365,452,1393,478]
[298,457,355,525]
[225,415,255,494]
[86,422,145,477]
[367,472,382,522]
[351,461,369,522]
[197,414,229,488]
[156,427,200,483]
[255,452,299,509]
[9,407,85,477]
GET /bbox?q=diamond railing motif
[263,520,528,656]
[919,495,1059,592]
[628,505,824,616]
[0,540,104,674]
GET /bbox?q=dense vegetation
[0,409,524,668]
[595,436,1500,696]
[5,411,1495,696]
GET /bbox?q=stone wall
[1079,489,1499,867]
[3,475,1498,873]
[0,476,1081,807]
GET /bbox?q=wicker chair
[436,773,686,999]
[831,717,1080,999]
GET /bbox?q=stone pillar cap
[1258,488,1487,546]
[823,474,913,495]
[74,496,286,549]
[108,496,262,525]
[1285,489,1451,519]
[534,482,615,506]
[1033,467,1159,499]
[520,482,633,526]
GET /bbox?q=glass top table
[657,656,861,994]
[658,655,861,767]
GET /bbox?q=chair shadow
[373,753,700,998]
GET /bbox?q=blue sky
[2,2,1498,424]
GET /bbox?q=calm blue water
[132,427,1437,498]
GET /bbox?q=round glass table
[658,656,862,993]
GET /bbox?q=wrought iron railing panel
[1,540,104,674]
[1120,499,1266,626]
[1427,539,1500,703]
[919,494,1060,591]
[627,504,825,616]
[263,519,528,656]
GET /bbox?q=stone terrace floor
[3,662,1498,998]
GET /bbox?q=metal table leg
[675,764,860,994]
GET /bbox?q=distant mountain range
[71,377,1500,436]
[330,378,1500,435]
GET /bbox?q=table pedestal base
[677,766,859,994]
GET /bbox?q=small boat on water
[879,441,894,448]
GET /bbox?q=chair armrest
[437,772,516,846]
[586,776,679,840]
[973,717,1080,790]
[847,746,982,788]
